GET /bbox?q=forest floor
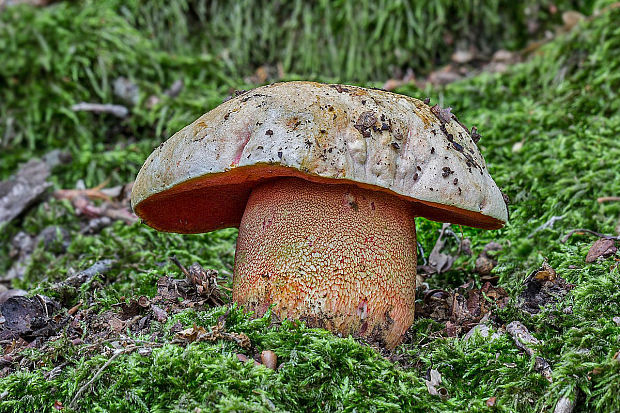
[0,1,619,412]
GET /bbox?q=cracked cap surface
[131,81,508,233]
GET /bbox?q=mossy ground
[0,1,619,412]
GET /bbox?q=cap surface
[132,81,508,233]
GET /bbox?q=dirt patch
[518,259,574,315]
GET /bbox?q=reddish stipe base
[233,177,417,349]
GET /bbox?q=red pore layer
[233,177,417,349]
[134,164,504,234]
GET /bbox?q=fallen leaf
[260,350,278,370]
[417,282,508,337]
[107,317,124,333]
[427,68,461,86]
[562,11,585,31]
[486,396,497,407]
[425,368,442,395]
[451,49,475,64]
[175,325,207,343]
[237,353,261,366]
[585,239,617,263]
[173,321,250,349]
[420,223,459,275]
[150,304,168,323]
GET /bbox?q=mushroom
[131,81,508,348]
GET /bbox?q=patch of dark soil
[518,259,574,315]
[0,295,61,341]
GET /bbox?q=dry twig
[71,102,128,118]
[597,196,620,203]
[561,229,620,243]
[69,346,135,409]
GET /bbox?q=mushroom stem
[233,177,417,348]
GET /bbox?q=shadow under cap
[133,164,506,234]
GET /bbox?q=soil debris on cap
[470,126,481,143]
[354,111,378,138]
[430,105,453,124]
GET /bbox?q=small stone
[464,324,490,340]
[138,347,152,357]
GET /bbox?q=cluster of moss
[1,0,619,412]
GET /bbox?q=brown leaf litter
[418,223,470,277]
[475,241,503,284]
[585,239,617,263]
[169,256,228,306]
[416,281,509,337]
[0,260,231,378]
[54,181,137,226]
[173,313,250,349]
[0,295,61,342]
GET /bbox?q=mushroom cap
[131,81,508,233]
